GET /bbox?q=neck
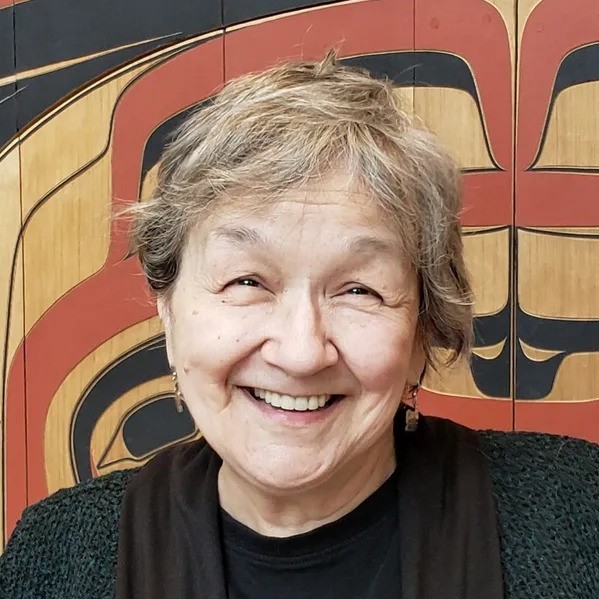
[217,429,396,537]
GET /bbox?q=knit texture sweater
[1,431,598,598]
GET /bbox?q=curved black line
[527,166,599,173]
[530,43,599,170]
[515,307,599,399]
[1,37,213,412]
[463,225,511,237]
[1,32,212,152]
[518,226,599,239]
[14,0,222,70]
[342,51,501,171]
[96,392,196,468]
[70,335,171,482]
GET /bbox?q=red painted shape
[515,0,599,438]
[110,36,224,260]
[20,259,154,510]
[7,38,225,528]
[515,400,599,444]
[517,173,599,226]
[4,348,26,541]
[420,390,513,432]
[0,1,13,10]
[415,0,514,430]
[461,172,512,226]
[225,0,414,80]
[516,0,599,225]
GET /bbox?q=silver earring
[172,370,184,413]
[404,382,420,432]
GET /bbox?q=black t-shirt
[221,471,401,599]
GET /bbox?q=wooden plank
[18,31,225,507]
[415,0,516,431]
[0,0,27,550]
[514,0,599,441]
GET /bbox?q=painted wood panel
[0,0,26,554]
[514,0,599,442]
[415,0,515,431]
[1,0,598,550]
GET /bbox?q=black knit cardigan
[1,430,598,598]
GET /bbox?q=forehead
[198,171,398,242]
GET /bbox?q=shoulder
[0,468,138,598]
[480,429,599,493]
[480,430,599,597]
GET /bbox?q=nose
[261,292,339,377]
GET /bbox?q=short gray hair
[128,51,474,367]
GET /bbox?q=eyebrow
[212,226,399,257]
[212,226,265,246]
[347,236,399,257]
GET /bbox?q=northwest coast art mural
[1,0,598,548]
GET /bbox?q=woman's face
[160,172,423,494]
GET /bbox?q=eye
[234,278,261,288]
[347,287,370,295]
[345,285,382,300]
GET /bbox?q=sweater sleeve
[0,470,134,599]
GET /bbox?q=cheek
[335,316,415,392]
[172,307,261,382]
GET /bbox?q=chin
[239,453,332,494]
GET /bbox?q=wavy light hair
[128,52,473,367]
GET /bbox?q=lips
[242,387,344,412]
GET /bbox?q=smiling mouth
[241,387,345,412]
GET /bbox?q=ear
[157,296,175,368]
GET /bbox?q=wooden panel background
[1,0,598,549]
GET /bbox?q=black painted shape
[11,0,222,139]
[140,105,198,185]
[72,335,172,482]
[343,51,478,100]
[343,52,498,169]
[553,44,599,98]
[0,6,15,78]
[515,309,599,399]
[14,0,221,70]
[122,396,196,458]
[471,304,511,398]
[531,43,599,170]
[14,43,172,134]
[223,0,345,26]
[0,6,17,149]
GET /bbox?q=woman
[1,53,597,599]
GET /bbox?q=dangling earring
[172,369,184,413]
[404,381,420,432]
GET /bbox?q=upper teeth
[253,388,331,411]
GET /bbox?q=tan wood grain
[44,317,163,493]
[22,152,113,331]
[0,144,23,552]
[535,81,599,169]
[518,228,599,319]
[537,352,599,402]
[463,227,510,316]
[518,0,545,42]
[414,87,495,170]
[423,353,492,398]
